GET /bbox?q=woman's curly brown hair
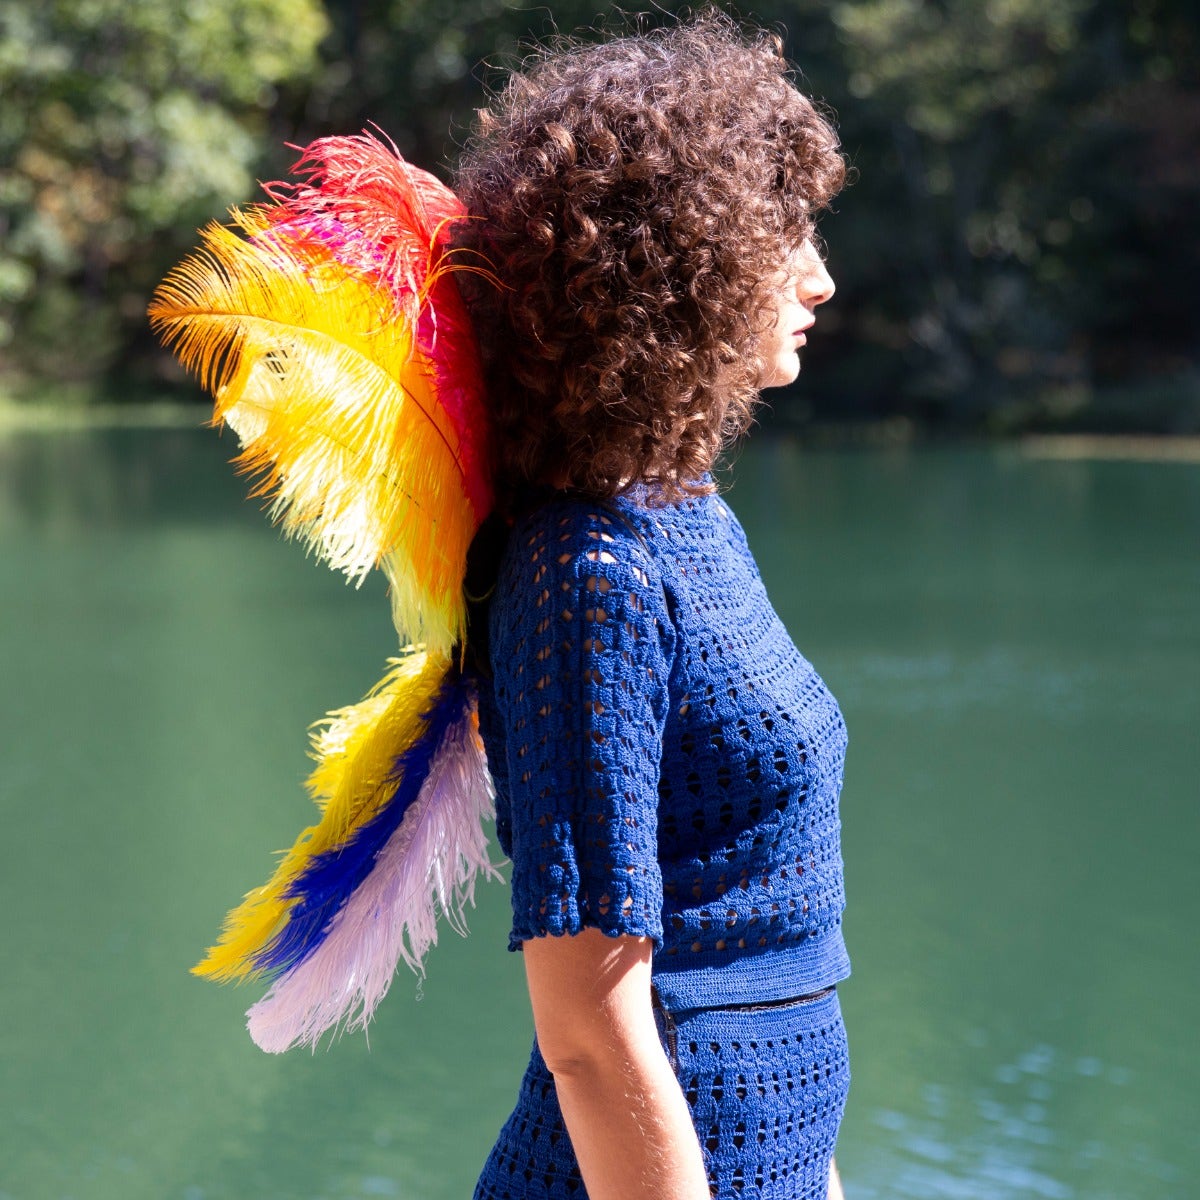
[453,12,846,510]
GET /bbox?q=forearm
[550,1035,710,1200]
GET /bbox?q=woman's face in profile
[755,240,836,390]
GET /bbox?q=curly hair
[453,12,846,510]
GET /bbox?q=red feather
[256,131,492,520]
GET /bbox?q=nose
[799,251,835,309]
[792,240,840,309]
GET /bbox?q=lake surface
[1,427,1196,1200]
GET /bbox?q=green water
[1,429,1196,1200]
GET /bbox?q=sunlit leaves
[0,0,327,381]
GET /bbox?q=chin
[763,358,801,389]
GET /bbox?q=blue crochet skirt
[474,988,850,1200]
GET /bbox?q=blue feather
[253,667,467,976]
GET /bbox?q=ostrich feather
[257,133,493,520]
[155,133,502,1046]
[193,650,448,983]
[148,134,493,655]
[254,667,469,976]
[150,213,475,655]
[246,697,498,1052]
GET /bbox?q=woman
[455,15,851,1200]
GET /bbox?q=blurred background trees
[2,0,1196,433]
[0,0,327,392]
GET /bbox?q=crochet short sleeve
[489,504,675,949]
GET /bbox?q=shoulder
[500,494,663,597]
[490,493,675,661]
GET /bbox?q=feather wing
[149,135,492,656]
[193,650,449,982]
[153,134,502,1046]
[245,688,498,1053]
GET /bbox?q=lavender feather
[245,699,499,1052]
[253,670,469,976]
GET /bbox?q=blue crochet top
[476,485,850,1010]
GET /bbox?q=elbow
[538,1039,610,1081]
[536,1012,625,1080]
[536,1006,660,1082]
[532,998,648,1084]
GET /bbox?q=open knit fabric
[476,990,849,1200]
[476,484,850,1010]
[473,484,851,1200]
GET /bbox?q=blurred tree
[281,0,1199,432]
[278,0,648,168]
[0,0,327,392]
[784,0,1200,430]
[0,0,1196,431]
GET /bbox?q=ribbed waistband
[649,982,844,1072]
[651,929,850,1012]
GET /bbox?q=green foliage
[691,0,1197,431]
[0,0,327,386]
[286,0,648,168]
[1,0,1197,430]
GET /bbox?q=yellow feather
[304,650,443,817]
[149,211,474,657]
[193,649,449,982]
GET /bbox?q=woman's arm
[522,928,712,1200]
[829,1156,845,1199]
